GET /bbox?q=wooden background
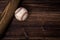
[0,0,60,40]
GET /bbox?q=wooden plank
[0,0,20,38]
[3,37,60,40]
[3,0,60,40]
[22,0,60,4]
[0,0,9,14]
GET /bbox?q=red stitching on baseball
[21,12,28,21]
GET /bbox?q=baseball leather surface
[15,7,28,21]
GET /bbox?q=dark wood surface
[0,0,9,14]
[0,0,60,40]
[0,0,20,39]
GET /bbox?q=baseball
[15,7,28,21]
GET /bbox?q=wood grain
[2,0,60,40]
[0,0,20,38]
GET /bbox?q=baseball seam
[15,7,28,21]
[21,12,28,21]
[15,7,22,14]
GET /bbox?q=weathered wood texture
[1,0,60,40]
[0,0,9,14]
[0,0,20,39]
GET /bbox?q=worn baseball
[15,7,28,21]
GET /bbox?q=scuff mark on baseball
[15,7,28,21]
